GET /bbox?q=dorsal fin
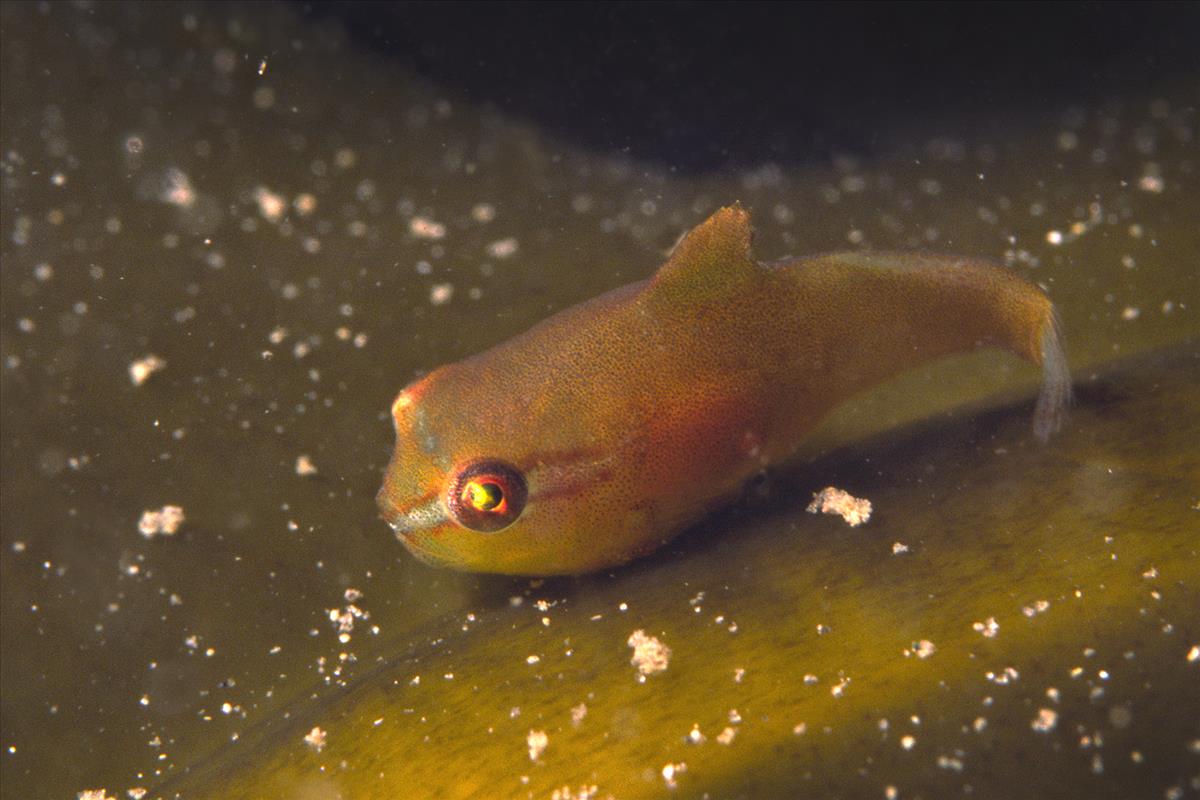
[649,204,762,301]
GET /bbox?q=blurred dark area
[296,0,1200,171]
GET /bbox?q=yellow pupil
[463,480,504,512]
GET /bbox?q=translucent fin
[649,204,761,302]
[1032,309,1071,442]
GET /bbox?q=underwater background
[1,2,1197,798]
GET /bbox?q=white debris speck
[429,283,454,305]
[294,455,318,476]
[973,617,1000,638]
[471,203,496,223]
[986,666,1020,684]
[1137,168,1165,194]
[486,237,519,259]
[160,167,195,208]
[716,726,737,745]
[937,754,964,772]
[900,735,916,750]
[913,639,936,659]
[891,541,909,555]
[686,724,705,744]
[1121,306,1140,321]
[129,355,166,386]
[1045,229,1064,245]
[327,591,368,644]
[527,729,548,761]
[550,786,598,800]
[661,762,687,789]
[254,186,287,222]
[1022,600,1051,617]
[1031,708,1058,732]
[627,629,671,679]
[831,677,850,697]
[409,216,446,240]
[1186,644,1199,663]
[77,792,116,800]
[525,654,541,665]
[570,703,588,726]
[293,193,317,216]
[806,487,872,526]
[138,505,185,538]
[303,726,327,752]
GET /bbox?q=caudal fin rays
[1032,308,1071,442]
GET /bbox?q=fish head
[376,363,640,576]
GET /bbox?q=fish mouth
[377,488,450,541]
[379,497,470,571]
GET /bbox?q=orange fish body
[377,206,1069,575]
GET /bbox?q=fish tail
[1031,305,1071,442]
[779,251,1072,442]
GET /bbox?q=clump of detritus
[627,629,671,681]
[806,487,872,526]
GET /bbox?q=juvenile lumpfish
[377,205,1069,575]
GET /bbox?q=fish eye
[446,460,527,532]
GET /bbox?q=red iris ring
[446,459,528,532]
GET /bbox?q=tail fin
[1032,308,1071,442]
[781,249,1071,442]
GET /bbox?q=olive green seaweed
[163,345,1200,799]
[2,4,1197,798]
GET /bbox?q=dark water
[1,3,1197,799]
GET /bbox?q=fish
[376,205,1069,575]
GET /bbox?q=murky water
[1,3,1196,799]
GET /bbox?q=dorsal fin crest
[650,204,760,299]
